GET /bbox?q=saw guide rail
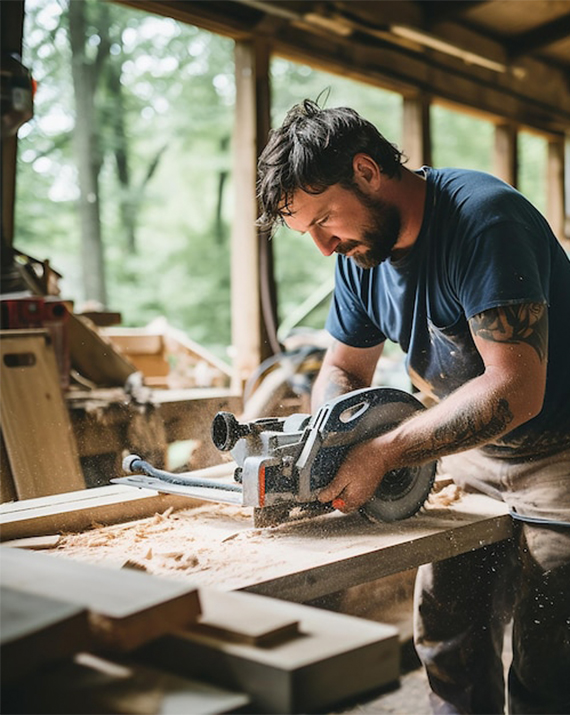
[115,387,437,527]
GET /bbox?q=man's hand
[317,439,389,512]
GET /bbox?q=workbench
[1,482,514,713]
[0,482,513,603]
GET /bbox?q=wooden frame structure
[3,0,569,379]
[114,0,570,375]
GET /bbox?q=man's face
[284,182,401,269]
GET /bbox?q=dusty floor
[345,669,431,714]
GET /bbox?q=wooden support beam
[256,40,281,358]
[508,13,570,59]
[403,92,432,169]
[1,0,25,247]
[547,135,567,245]
[493,122,518,187]
[231,39,274,387]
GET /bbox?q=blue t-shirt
[326,167,570,457]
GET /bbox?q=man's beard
[336,186,401,269]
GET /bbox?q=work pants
[413,446,570,715]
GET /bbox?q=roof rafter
[507,12,570,59]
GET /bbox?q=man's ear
[352,153,381,189]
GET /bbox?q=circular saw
[212,387,437,524]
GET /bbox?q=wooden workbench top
[1,486,512,603]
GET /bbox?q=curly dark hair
[256,99,405,234]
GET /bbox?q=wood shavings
[122,559,148,572]
[428,483,464,507]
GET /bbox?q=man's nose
[310,227,340,256]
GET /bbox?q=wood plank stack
[0,547,249,714]
[0,546,400,714]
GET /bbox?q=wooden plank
[1,547,201,651]
[0,330,85,499]
[1,651,250,714]
[139,589,400,714]
[7,487,513,605]
[0,473,234,542]
[244,501,513,603]
[1,586,92,683]
[193,588,300,646]
[101,330,165,355]
[68,313,137,387]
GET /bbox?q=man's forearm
[311,341,383,412]
[381,368,536,469]
[311,365,370,411]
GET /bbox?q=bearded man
[256,99,570,715]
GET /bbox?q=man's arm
[318,302,548,512]
[311,339,384,411]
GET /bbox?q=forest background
[16,0,548,361]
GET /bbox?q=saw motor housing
[212,387,437,522]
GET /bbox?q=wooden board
[1,586,92,683]
[139,588,400,714]
[193,588,300,646]
[68,313,137,387]
[2,652,250,715]
[0,330,85,499]
[1,487,513,604]
[1,547,201,651]
[0,483,207,541]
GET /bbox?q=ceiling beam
[419,0,489,25]
[508,13,570,59]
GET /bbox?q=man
[257,99,570,714]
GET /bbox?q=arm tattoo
[406,398,514,462]
[470,303,548,362]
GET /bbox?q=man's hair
[256,99,405,234]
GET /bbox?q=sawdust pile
[45,481,466,589]
[48,503,290,588]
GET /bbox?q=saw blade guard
[304,387,437,521]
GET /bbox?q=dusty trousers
[413,447,570,715]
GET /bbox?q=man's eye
[318,216,329,226]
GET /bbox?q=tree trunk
[106,58,137,253]
[68,0,107,306]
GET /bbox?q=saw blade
[359,461,437,523]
